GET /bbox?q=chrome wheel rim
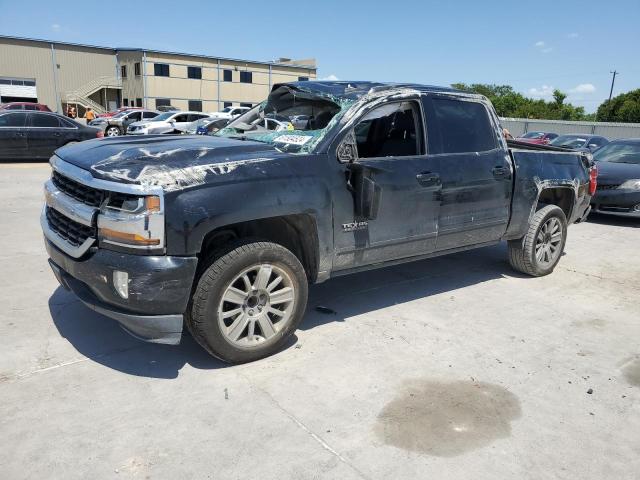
[217,264,296,348]
[535,217,563,267]
[106,127,119,137]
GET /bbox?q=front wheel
[105,126,121,137]
[508,204,568,277]
[187,240,308,363]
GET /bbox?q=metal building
[0,35,317,114]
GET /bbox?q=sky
[1,0,638,113]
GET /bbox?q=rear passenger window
[30,114,61,128]
[0,113,27,127]
[427,97,497,154]
[354,101,422,158]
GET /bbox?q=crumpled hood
[55,135,280,191]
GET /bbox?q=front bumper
[591,189,640,218]
[45,239,198,344]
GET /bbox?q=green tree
[597,89,640,123]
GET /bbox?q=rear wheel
[508,204,567,277]
[105,126,121,137]
[187,240,308,363]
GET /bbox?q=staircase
[63,76,122,114]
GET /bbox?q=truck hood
[55,135,281,192]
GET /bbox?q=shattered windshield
[215,85,354,153]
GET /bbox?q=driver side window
[354,101,423,159]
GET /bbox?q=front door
[422,95,512,250]
[332,99,441,270]
[0,112,28,159]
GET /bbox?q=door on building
[0,112,29,159]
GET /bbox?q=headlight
[97,193,164,252]
[619,179,640,190]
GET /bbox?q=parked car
[41,81,595,363]
[209,106,251,120]
[516,131,558,145]
[590,139,640,217]
[156,105,179,112]
[96,106,143,119]
[0,110,102,160]
[90,109,159,136]
[550,134,609,152]
[0,102,52,112]
[184,117,229,135]
[127,111,210,135]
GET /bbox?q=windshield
[215,85,353,153]
[153,112,175,121]
[550,135,587,149]
[521,132,545,139]
[593,142,640,164]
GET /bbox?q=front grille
[596,183,621,191]
[52,170,104,207]
[46,207,95,247]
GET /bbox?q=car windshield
[550,135,587,149]
[113,110,130,118]
[593,142,640,164]
[521,132,545,139]
[153,112,175,121]
[215,85,353,154]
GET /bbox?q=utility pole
[608,70,619,102]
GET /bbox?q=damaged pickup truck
[42,81,596,363]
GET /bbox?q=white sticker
[273,135,312,145]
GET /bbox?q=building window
[123,98,129,107]
[154,63,170,77]
[134,62,141,76]
[240,71,252,83]
[240,103,252,108]
[223,69,232,82]
[188,100,202,112]
[298,76,309,81]
[121,65,127,78]
[156,98,171,108]
[136,98,142,107]
[223,102,232,108]
[187,66,202,79]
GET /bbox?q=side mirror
[337,131,358,163]
[346,163,381,221]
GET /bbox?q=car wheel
[105,126,121,137]
[508,204,568,277]
[187,240,308,364]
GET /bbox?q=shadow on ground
[587,212,640,228]
[49,243,520,378]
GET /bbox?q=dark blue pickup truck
[41,81,596,363]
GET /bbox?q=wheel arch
[536,186,575,220]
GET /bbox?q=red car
[516,131,559,145]
[97,106,144,118]
[0,102,52,112]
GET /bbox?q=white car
[209,106,251,120]
[127,111,211,135]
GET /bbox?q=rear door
[0,112,28,159]
[26,112,66,159]
[423,95,511,250]
[332,99,442,269]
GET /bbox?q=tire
[508,204,568,277]
[105,126,121,137]
[187,240,308,364]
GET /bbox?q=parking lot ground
[1,161,639,480]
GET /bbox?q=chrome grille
[51,170,104,207]
[45,207,95,248]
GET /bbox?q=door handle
[492,166,509,178]
[416,172,440,187]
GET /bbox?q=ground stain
[375,379,521,457]
[622,357,640,387]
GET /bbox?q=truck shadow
[48,243,520,378]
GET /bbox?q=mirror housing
[337,131,358,163]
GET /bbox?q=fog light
[113,271,129,299]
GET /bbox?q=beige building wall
[118,50,144,107]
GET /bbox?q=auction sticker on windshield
[273,135,312,145]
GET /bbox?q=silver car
[89,109,159,137]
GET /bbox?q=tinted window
[143,111,158,119]
[6,104,22,110]
[188,113,207,122]
[30,113,61,128]
[123,98,129,107]
[173,114,190,122]
[354,101,422,158]
[0,113,27,127]
[223,102,232,108]
[427,97,497,154]
[24,104,37,110]
[135,98,142,107]
[156,98,171,108]
[154,63,170,77]
[128,111,142,121]
[59,117,78,128]
[187,66,202,79]
[134,62,141,76]
[240,71,252,83]
[188,100,202,112]
[223,70,232,82]
[121,65,127,78]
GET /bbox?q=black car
[550,134,609,152]
[591,139,640,217]
[0,111,102,160]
